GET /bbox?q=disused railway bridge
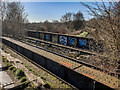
[2,37,119,89]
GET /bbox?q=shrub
[9,66,14,70]
[16,69,25,79]
[20,76,27,83]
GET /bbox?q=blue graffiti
[45,34,51,41]
[69,37,77,47]
[59,36,67,45]
[79,39,87,46]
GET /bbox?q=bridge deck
[2,37,119,89]
[75,66,118,88]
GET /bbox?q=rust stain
[82,73,94,79]
[59,61,72,67]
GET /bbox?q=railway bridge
[1,36,119,90]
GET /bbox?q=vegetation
[60,11,84,32]
[2,53,32,89]
[20,80,29,85]
[6,63,12,67]
[2,56,7,62]
[73,11,85,30]
[43,83,51,89]
[12,67,17,73]
[9,66,14,70]
[16,69,26,79]
[81,1,120,59]
[2,56,12,68]
[23,59,70,88]
[2,1,28,38]
[20,76,27,83]
[2,0,120,88]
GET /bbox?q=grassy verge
[23,61,70,88]
[2,56,29,86]
[2,46,72,88]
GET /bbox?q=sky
[8,0,119,2]
[22,2,109,23]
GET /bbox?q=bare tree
[44,20,54,32]
[60,12,73,29]
[73,11,84,30]
[82,1,120,59]
[2,1,28,38]
[1,0,7,21]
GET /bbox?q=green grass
[20,80,28,85]
[22,58,71,88]
[2,56,12,68]
[9,66,14,70]
[20,76,27,83]
[6,63,12,67]
[2,56,8,63]
[43,82,51,89]
[4,50,9,54]
[12,67,17,73]
[16,69,26,79]
[23,63,39,77]
[41,76,46,81]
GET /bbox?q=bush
[9,66,14,70]
[20,76,27,83]
[16,69,25,79]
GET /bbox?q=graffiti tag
[59,36,67,45]
[68,37,77,47]
[40,33,44,40]
[52,35,58,43]
[45,34,51,41]
[79,39,87,46]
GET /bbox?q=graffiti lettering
[68,37,77,47]
[45,34,51,41]
[40,33,44,40]
[59,36,67,46]
[52,35,58,43]
[79,39,87,46]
